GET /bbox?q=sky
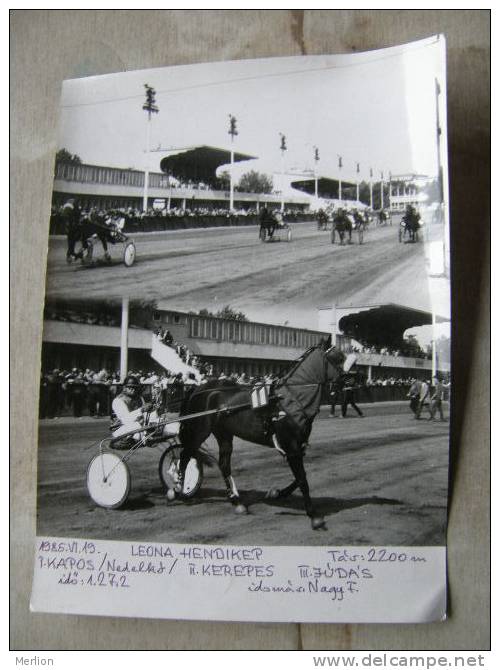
[58,36,447,187]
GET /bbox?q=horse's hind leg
[215,431,247,514]
[266,479,299,499]
[175,442,199,495]
[100,235,111,261]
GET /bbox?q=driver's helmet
[122,375,141,390]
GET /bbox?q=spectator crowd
[50,203,313,233]
[39,365,281,420]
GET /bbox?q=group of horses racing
[60,199,421,269]
[316,204,422,245]
[87,341,351,530]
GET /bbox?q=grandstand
[42,300,449,385]
[52,145,313,213]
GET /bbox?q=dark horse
[377,209,388,226]
[331,209,351,245]
[259,206,278,240]
[63,203,113,263]
[176,343,344,529]
[317,208,329,231]
[401,205,421,243]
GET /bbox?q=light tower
[356,162,360,203]
[279,133,287,212]
[380,170,384,210]
[369,167,373,209]
[313,146,320,200]
[228,114,238,212]
[338,155,343,202]
[142,84,159,212]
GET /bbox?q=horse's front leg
[216,433,247,514]
[286,443,325,530]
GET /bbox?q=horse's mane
[277,344,326,386]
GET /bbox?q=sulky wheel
[330,227,336,244]
[87,452,131,509]
[123,240,136,267]
[286,227,292,242]
[259,227,267,243]
[159,445,203,499]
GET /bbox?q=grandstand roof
[337,303,449,349]
[290,177,356,199]
[159,145,257,183]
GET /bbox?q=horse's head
[324,346,346,383]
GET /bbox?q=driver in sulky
[111,374,181,442]
[111,375,152,439]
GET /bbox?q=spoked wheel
[123,240,136,267]
[286,227,292,242]
[330,228,336,244]
[259,227,267,243]
[159,445,203,499]
[87,452,130,508]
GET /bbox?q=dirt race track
[37,402,449,547]
[45,220,435,324]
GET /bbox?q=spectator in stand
[88,368,109,417]
[67,371,88,418]
[184,372,198,393]
[39,373,49,419]
[46,369,63,419]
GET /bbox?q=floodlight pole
[380,171,384,210]
[142,84,159,212]
[435,76,449,277]
[120,297,129,382]
[313,146,319,200]
[431,310,437,379]
[143,119,151,212]
[356,162,360,203]
[388,171,392,212]
[280,134,287,212]
[369,168,373,209]
[228,115,238,212]
[338,155,343,203]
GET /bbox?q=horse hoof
[311,516,326,530]
[266,488,280,499]
[166,488,176,501]
[234,504,248,515]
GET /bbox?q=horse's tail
[179,389,220,446]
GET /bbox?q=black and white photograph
[32,36,451,623]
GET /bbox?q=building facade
[389,173,433,212]
[53,162,312,212]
